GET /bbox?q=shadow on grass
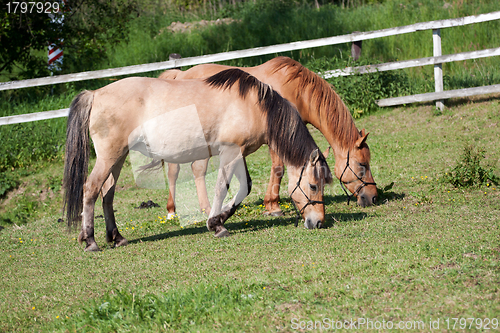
[128,183,407,245]
[129,224,209,244]
[444,93,500,108]
[128,201,372,245]
[407,93,500,111]
[377,183,406,204]
[323,187,406,207]
[128,184,408,245]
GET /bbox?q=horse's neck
[275,70,359,155]
[252,61,360,156]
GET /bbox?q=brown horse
[159,56,377,217]
[63,69,332,251]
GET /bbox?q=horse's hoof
[77,231,85,245]
[115,238,129,248]
[214,228,230,238]
[167,212,176,220]
[263,210,284,217]
[84,243,100,252]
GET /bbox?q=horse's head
[288,149,333,229]
[334,129,377,207]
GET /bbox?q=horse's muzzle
[304,217,322,229]
[358,192,377,207]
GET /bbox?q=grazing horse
[159,56,377,217]
[63,69,332,252]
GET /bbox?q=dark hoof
[214,227,230,238]
[115,238,129,248]
[207,216,221,232]
[78,231,85,245]
[263,210,284,217]
[84,243,100,252]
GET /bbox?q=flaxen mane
[206,69,327,171]
[268,57,360,149]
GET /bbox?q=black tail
[63,90,94,228]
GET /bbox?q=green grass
[1,97,499,332]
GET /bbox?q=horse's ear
[309,149,320,166]
[355,130,369,148]
[322,146,331,159]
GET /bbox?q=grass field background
[0,95,499,332]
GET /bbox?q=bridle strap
[290,161,325,227]
[339,150,377,205]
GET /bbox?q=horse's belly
[128,104,214,163]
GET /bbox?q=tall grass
[105,0,500,72]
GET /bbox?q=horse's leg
[79,158,113,252]
[219,157,251,223]
[191,158,211,215]
[263,147,285,216]
[101,154,128,248]
[166,163,180,219]
[206,149,241,238]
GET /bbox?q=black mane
[205,69,326,169]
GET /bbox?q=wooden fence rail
[322,47,500,78]
[1,10,499,125]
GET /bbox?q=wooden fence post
[433,29,444,111]
[351,32,362,61]
[169,53,182,70]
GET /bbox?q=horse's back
[89,76,265,161]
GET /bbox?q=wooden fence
[1,10,499,126]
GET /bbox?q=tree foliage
[0,0,138,80]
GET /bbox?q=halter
[289,161,325,227]
[339,150,377,205]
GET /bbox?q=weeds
[445,145,499,188]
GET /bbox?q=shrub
[445,145,499,188]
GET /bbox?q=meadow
[0,96,499,332]
[1,0,500,331]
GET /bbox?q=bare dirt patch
[157,18,238,36]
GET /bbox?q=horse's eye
[309,184,318,192]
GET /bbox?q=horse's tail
[158,69,182,80]
[63,90,94,228]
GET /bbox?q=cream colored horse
[160,56,377,218]
[63,69,332,252]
